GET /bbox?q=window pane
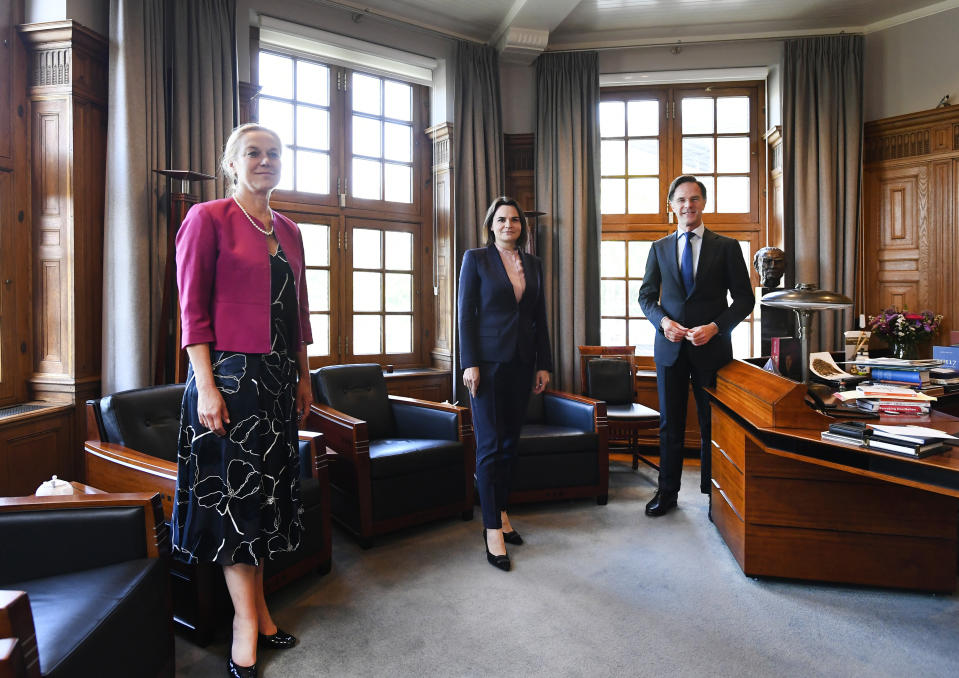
[628,279,643,316]
[601,140,626,176]
[627,139,658,175]
[352,158,382,200]
[384,81,412,121]
[385,273,412,311]
[306,269,329,312]
[296,61,329,106]
[599,101,625,137]
[258,99,293,150]
[717,176,750,213]
[385,315,412,353]
[682,97,714,134]
[682,137,714,173]
[307,314,330,357]
[601,318,626,346]
[384,231,413,270]
[353,228,381,268]
[731,321,750,358]
[627,100,658,136]
[601,280,626,316]
[628,178,659,213]
[297,106,329,151]
[601,241,625,277]
[717,136,750,173]
[259,53,293,99]
[353,271,383,311]
[353,315,382,354]
[353,116,382,158]
[630,318,655,355]
[717,96,749,134]
[384,163,412,203]
[352,73,381,115]
[601,178,625,214]
[384,122,412,162]
[276,162,293,191]
[295,150,329,194]
[300,223,329,266]
[628,241,651,277]
[698,175,715,213]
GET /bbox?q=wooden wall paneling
[863,106,959,345]
[0,0,13,162]
[0,406,74,496]
[504,133,536,251]
[427,123,453,377]
[764,126,783,249]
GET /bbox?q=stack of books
[847,383,935,415]
[929,367,959,393]
[821,421,949,458]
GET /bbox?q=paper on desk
[835,387,936,402]
[809,352,860,381]
[870,424,959,440]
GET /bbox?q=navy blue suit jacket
[457,245,553,372]
[638,228,753,368]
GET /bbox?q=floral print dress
[172,243,303,566]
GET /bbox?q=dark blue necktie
[681,231,696,294]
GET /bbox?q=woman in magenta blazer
[458,196,553,572]
[172,123,312,678]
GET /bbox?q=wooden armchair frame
[307,395,475,547]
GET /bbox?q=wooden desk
[708,360,959,593]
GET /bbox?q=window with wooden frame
[255,47,430,369]
[599,82,765,357]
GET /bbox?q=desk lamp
[760,283,854,383]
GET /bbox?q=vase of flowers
[867,307,943,359]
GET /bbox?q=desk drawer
[711,405,744,470]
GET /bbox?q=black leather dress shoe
[645,490,678,517]
[483,530,510,571]
[502,529,523,545]
[228,658,257,678]
[259,628,297,649]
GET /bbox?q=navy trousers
[655,343,717,496]
[469,355,535,529]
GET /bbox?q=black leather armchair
[84,384,332,645]
[584,358,659,471]
[0,492,173,678]
[308,364,475,547]
[509,390,610,505]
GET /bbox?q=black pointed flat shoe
[228,658,257,678]
[258,628,297,649]
[502,529,523,545]
[482,530,510,571]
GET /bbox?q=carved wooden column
[18,21,107,409]
[765,125,783,249]
[427,123,453,375]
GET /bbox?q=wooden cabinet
[0,406,74,496]
[384,369,452,403]
[863,107,959,344]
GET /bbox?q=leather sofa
[308,364,475,547]
[509,390,609,505]
[83,384,332,645]
[0,492,173,678]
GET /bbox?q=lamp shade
[760,282,853,310]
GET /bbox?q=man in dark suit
[638,175,754,517]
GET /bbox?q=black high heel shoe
[483,530,510,571]
[258,628,297,649]
[228,658,257,678]
[502,529,523,545]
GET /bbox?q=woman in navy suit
[458,196,553,571]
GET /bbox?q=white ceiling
[322,0,959,49]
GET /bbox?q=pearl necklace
[232,196,274,236]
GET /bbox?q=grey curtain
[534,51,601,391]
[782,35,863,351]
[103,0,236,393]
[452,40,504,401]
[452,41,504,260]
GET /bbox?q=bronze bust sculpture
[753,246,786,288]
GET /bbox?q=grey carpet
[175,463,959,677]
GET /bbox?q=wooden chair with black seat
[0,491,173,678]
[307,363,475,548]
[578,346,660,472]
[83,384,332,645]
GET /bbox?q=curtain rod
[308,0,488,45]
[545,30,862,54]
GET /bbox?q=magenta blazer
[176,197,312,354]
